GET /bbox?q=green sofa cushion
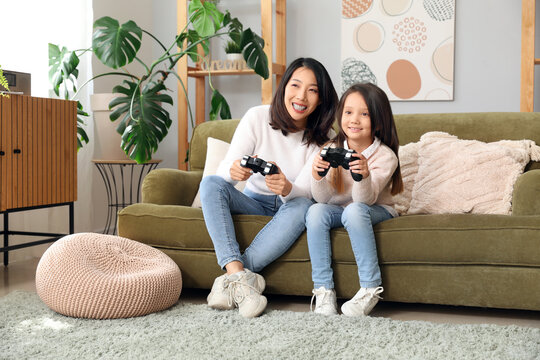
[118,204,540,267]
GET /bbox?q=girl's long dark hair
[269,58,338,146]
[330,83,403,195]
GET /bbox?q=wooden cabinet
[0,94,77,211]
[0,94,77,265]
[176,0,287,169]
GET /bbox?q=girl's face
[341,91,373,146]
[283,67,320,129]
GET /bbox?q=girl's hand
[265,163,292,196]
[230,159,253,181]
[349,154,370,179]
[312,151,330,180]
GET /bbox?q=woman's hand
[349,154,370,179]
[230,159,253,181]
[312,150,330,180]
[265,163,292,196]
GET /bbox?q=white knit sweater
[216,105,330,202]
[311,139,399,217]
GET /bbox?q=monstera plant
[49,0,268,163]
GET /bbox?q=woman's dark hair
[331,82,403,195]
[269,57,338,146]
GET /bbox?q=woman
[200,57,338,318]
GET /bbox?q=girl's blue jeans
[306,202,393,289]
[200,175,313,272]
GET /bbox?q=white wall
[212,0,535,116]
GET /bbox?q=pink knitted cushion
[36,233,182,319]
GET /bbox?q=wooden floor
[2,257,540,328]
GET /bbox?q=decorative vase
[90,93,130,161]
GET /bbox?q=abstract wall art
[341,0,455,101]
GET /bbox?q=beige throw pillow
[408,132,539,215]
[392,141,421,215]
[191,137,246,208]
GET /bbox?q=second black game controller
[240,155,279,176]
[318,147,363,181]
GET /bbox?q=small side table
[92,159,161,234]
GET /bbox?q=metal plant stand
[92,160,161,235]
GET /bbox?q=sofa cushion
[408,132,540,215]
[118,204,540,268]
[191,137,246,208]
[189,119,240,171]
[117,203,312,261]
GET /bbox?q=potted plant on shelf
[223,12,245,65]
[49,0,268,163]
[224,40,243,62]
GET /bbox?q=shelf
[187,63,286,77]
[177,0,286,170]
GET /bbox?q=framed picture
[341,0,455,101]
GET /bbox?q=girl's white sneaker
[311,287,338,315]
[341,286,383,316]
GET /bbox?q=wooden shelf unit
[521,0,540,112]
[176,0,287,169]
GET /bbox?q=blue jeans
[306,202,393,289]
[200,175,313,272]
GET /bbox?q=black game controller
[240,155,279,176]
[318,147,363,182]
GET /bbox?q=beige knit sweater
[311,139,399,217]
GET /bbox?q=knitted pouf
[36,233,182,319]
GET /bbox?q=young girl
[307,82,403,316]
[200,58,338,318]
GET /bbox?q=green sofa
[118,112,540,311]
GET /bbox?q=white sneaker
[228,269,267,318]
[207,274,235,310]
[310,287,338,316]
[341,286,384,317]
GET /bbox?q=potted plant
[49,0,268,163]
[224,40,243,62]
[222,12,244,64]
[0,65,10,96]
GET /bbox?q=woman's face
[283,67,320,130]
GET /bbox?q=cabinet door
[0,96,10,212]
[32,96,78,207]
[0,95,77,211]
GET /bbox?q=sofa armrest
[141,168,203,206]
[512,170,540,216]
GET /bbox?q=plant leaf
[0,65,9,92]
[108,79,173,163]
[76,101,89,150]
[48,44,80,97]
[92,16,142,69]
[223,12,243,46]
[240,29,269,79]
[188,0,224,37]
[209,89,231,121]
[177,30,210,63]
